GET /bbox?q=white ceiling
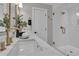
[45,3,62,5]
[45,3,79,7]
[45,3,79,10]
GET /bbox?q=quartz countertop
[0,30,63,56]
[26,30,64,56]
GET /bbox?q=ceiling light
[20,49,24,51]
[76,12,79,16]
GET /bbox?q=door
[32,7,47,41]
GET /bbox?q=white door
[32,7,47,41]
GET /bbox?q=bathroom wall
[52,4,71,47]
[0,3,16,27]
[52,3,79,49]
[0,3,53,46]
[68,5,79,49]
[0,4,4,20]
[23,3,53,45]
[10,3,16,27]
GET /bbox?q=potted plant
[0,20,5,27]
[20,21,27,28]
[0,20,6,51]
[13,15,27,37]
[3,13,12,46]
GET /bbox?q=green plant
[20,21,27,28]
[13,15,27,28]
[0,20,5,27]
[13,15,23,28]
[3,13,10,28]
[3,13,11,46]
[13,15,27,37]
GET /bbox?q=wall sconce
[15,3,23,8]
[60,26,66,34]
[19,3,23,8]
[76,12,79,16]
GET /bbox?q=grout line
[52,46,67,56]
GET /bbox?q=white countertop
[26,31,64,56]
[0,30,63,56]
[0,38,19,56]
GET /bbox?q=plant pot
[5,29,11,46]
[0,41,6,51]
[16,29,20,38]
[5,38,11,46]
[0,36,6,51]
[9,37,13,43]
[9,32,13,43]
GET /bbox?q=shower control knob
[34,32,37,34]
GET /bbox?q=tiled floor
[58,45,79,56]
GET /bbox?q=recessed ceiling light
[20,49,24,51]
[76,12,79,16]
